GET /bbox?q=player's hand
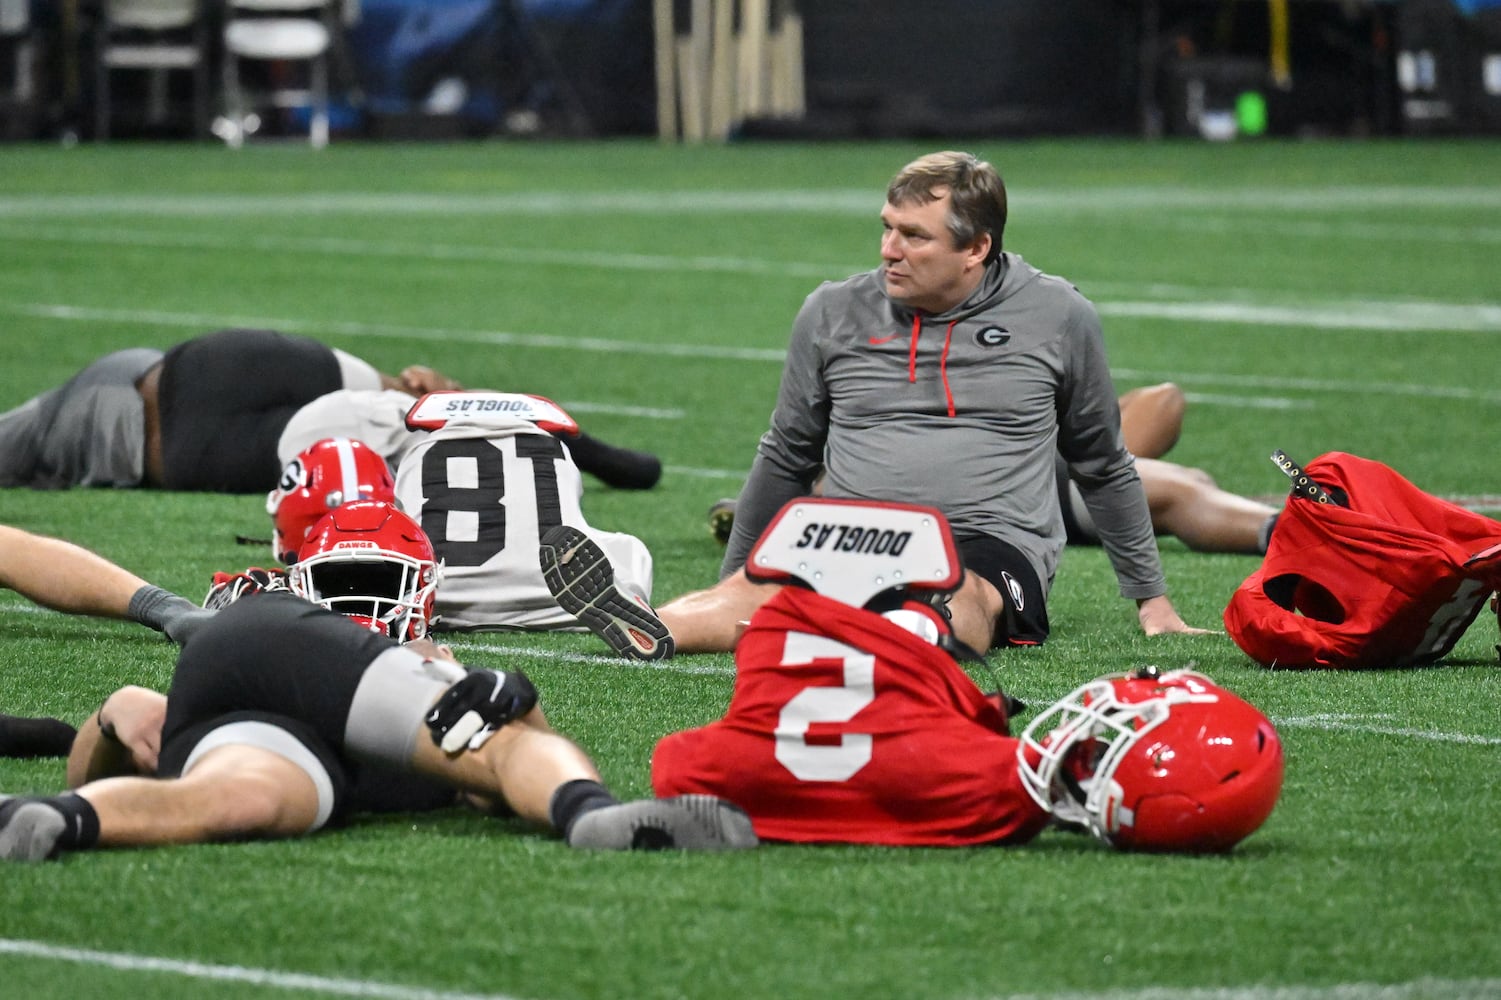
[203,567,290,611]
[399,365,463,394]
[425,669,539,753]
[1137,595,1221,636]
[99,686,167,774]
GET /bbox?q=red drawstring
[939,319,958,417]
[905,314,958,417]
[906,313,921,383]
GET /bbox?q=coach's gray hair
[886,151,1007,263]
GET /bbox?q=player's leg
[0,711,76,758]
[82,743,324,845]
[657,570,779,654]
[374,667,757,850]
[558,431,662,490]
[943,571,1008,653]
[1137,458,1279,554]
[1117,382,1186,460]
[409,704,599,826]
[1,738,328,861]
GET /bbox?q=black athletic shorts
[953,533,1050,648]
[158,329,344,493]
[160,592,453,817]
[163,590,390,742]
[157,708,453,823]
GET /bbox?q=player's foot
[567,795,758,851]
[539,525,675,660]
[708,497,737,545]
[0,796,67,863]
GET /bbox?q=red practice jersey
[1225,452,1501,669]
[651,587,1050,846]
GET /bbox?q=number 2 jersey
[394,418,654,631]
[651,586,1050,846]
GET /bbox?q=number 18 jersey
[396,422,653,631]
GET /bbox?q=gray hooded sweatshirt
[721,253,1165,603]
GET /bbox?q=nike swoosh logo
[867,334,898,345]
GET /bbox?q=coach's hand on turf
[425,669,539,753]
[1137,595,1220,636]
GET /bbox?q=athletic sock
[51,793,101,851]
[127,585,196,633]
[0,713,77,758]
[548,779,620,839]
[0,793,100,853]
[1257,513,1280,555]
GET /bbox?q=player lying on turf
[0,522,211,642]
[0,503,756,861]
[650,498,1284,852]
[0,522,214,757]
[0,328,661,494]
[267,401,655,632]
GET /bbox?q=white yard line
[0,224,842,279]
[1,303,790,362]
[1276,713,1501,746]
[0,938,522,1000]
[449,639,734,676]
[992,979,1501,1000]
[1098,299,1501,333]
[1,225,1499,334]
[1180,392,1311,411]
[1,938,1495,1000]
[6,305,1501,399]
[1,184,1499,217]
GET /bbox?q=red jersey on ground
[1224,452,1501,669]
[651,587,1050,846]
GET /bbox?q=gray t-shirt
[722,254,1164,602]
[0,348,163,489]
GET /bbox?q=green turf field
[1,138,1499,1000]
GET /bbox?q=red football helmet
[289,500,440,642]
[1017,668,1283,853]
[266,437,397,565]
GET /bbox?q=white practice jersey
[394,419,653,631]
